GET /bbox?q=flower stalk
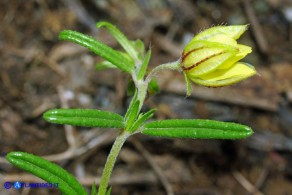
[145,60,181,83]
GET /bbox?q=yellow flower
[181,25,256,87]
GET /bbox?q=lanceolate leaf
[43,109,124,128]
[95,61,117,71]
[148,79,160,95]
[124,90,138,121]
[183,71,192,97]
[96,51,133,71]
[105,186,112,195]
[96,21,139,61]
[130,39,145,61]
[142,119,253,139]
[91,183,97,195]
[137,49,151,80]
[128,109,156,132]
[6,152,87,195]
[125,101,140,130]
[59,30,134,73]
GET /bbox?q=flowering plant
[6,22,256,195]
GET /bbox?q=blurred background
[0,0,292,194]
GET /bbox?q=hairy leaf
[142,119,253,139]
[6,152,87,195]
[125,101,140,130]
[95,61,117,71]
[128,109,156,132]
[124,90,138,120]
[105,186,112,195]
[43,109,124,128]
[59,30,134,73]
[148,79,160,95]
[137,49,151,80]
[130,39,145,61]
[96,21,139,61]
[91,182,97,195]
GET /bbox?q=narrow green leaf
[96,21,139,61]
[124,90,138,121]
[96,51,132,71]
[142,119,253,139]
[43,109,124,128]
[125,101,140,130]
[130,39,145,61]
[183,71,192,97]
[126,80,136,96]
[128,109,156,132]
[6,152,87,195]
[59,30,134,73]
[106,186,112,195]
[148,78,160,95]
[95,61,117,71]
[137,50,151,80]
[91,182,97,195]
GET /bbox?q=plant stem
[145,60,181,83]
[97,131,130,195]
[137,82,147,110]
[136,60,181,108]
[97,60,181,194]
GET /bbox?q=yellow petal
[204,34,237,46]
[189,62,256,87]
[192,25,248,41]
[183,46,230,68]
[182,40,238,76]
[185,51,236,77]
[183,40,235,55]
[217,44,252,69]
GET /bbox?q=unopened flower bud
[181,25,256,87]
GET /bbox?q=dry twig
[241,0,269,54]
[130,139,174,195]
[233,171,263,195]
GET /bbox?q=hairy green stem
[136,60,181,108]
[98,60,181,194]
[97,131,130,195]
[145,60,181,83]
[137,81,148,109]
